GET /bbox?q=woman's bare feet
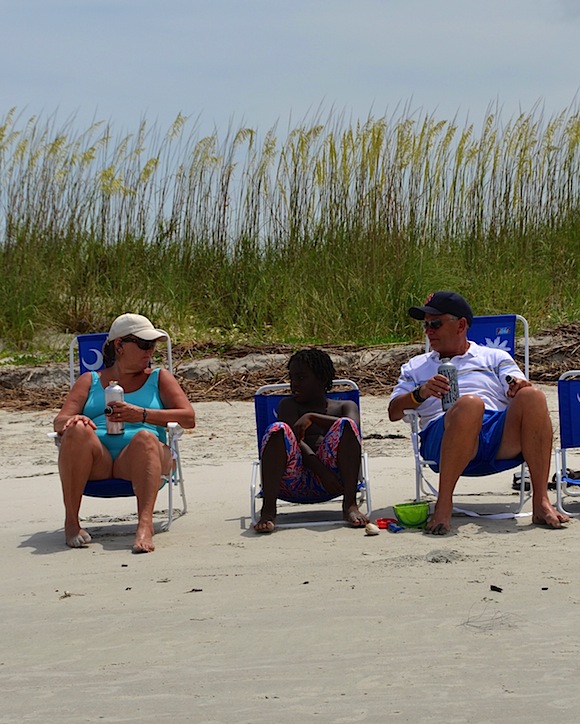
[65,525,92,548]
[132,523,155,553]
[343,504,369,528]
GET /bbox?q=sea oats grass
[0,105,578,350]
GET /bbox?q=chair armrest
[166,422,184,460]
[402,408,419,426]
[49,424,184,451]
[402,409,423,459]
[166,421,184,441]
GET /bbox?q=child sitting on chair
[254,348,369,533]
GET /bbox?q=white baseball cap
[107,313,167,342]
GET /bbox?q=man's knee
[445,395,485,426]
[511,385,548,410]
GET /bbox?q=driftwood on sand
[1,322,579,411]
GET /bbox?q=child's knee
[337,417,360,439]
[261,422,292,456]
[334,419,361,451]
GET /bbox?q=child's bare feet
[343,504,369,528]
[254,515,275,533]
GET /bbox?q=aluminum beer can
[105,380,125,434]
[438,358,459,411]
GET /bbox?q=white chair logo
[484,336,510,351]
[82,348,103,371]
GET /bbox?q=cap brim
[108,329,167,341]
[408,305,442,320]
[134,329,167,340]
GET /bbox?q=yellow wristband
[411,386,425,405]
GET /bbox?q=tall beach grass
[0,105,579,350]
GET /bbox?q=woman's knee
[59,421,99,452]
[127,429,162,456]
[116,432,168,479]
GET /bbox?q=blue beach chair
[554,370,580,517]
[50,331,187,530]
[407,313,531,517]
[250,380,372,528]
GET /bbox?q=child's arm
[293,400,360,441]
[277,397,301,426]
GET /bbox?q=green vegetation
[1,106,579,352]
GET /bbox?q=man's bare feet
[254,516,275,533]
[425,504,452,535]
[532,498,569,528]
[65,526,92,548]
[343,504,369,528]
[132,523,155,553]
[425,518,451,535]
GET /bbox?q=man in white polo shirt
[389,290,568,534]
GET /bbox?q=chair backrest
[253,379,360,451]
[426,313,529,377]
[558,371,580,450]
[68,331,173,387]
[70,333,109,385]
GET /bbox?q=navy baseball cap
[409,291,474,327]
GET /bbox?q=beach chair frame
[250,379,372,528]
[50,332,187,530]
[554,370,580,517]
[405,314,531,517]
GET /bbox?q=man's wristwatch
[411,385,427,404]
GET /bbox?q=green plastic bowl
[393,501,430,528]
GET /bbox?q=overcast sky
[2,0,580,137]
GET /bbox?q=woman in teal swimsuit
[54,314,196,553]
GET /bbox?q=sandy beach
[1,385,580,722]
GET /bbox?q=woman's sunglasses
[120,335,157,350]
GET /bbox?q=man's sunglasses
[422,318,445,331]
[120,336,157,350]
[422,317,463,331]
